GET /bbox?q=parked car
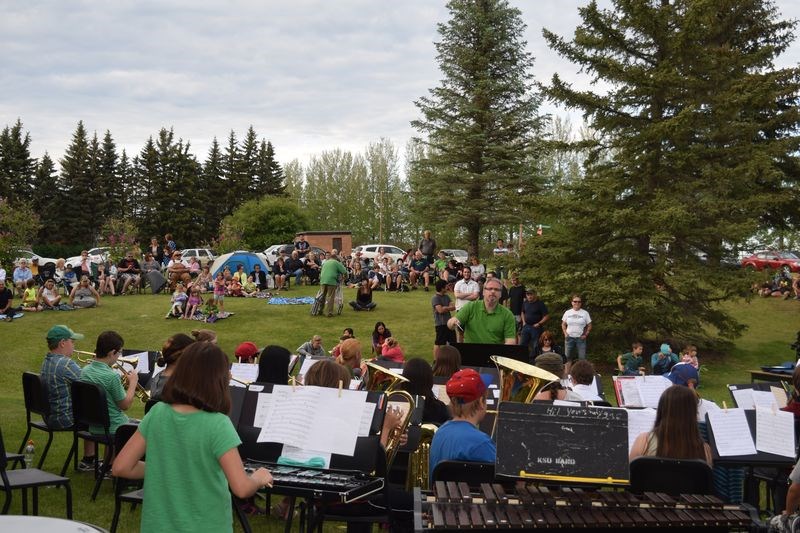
[352,244,406,263]
[14,249,58,268]
[740,251,800,273]
[181,248,215,267]
[441,249,469,263]
[263,244,327,265]
[66,247,110,267]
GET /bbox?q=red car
[740,251,800,273]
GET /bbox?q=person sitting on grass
[617,341,645,376]
[378,337,405,364]
[349,279,376,311]
[242,275,258,297]
[331,328,355,359]
[166,283,188,318]
[297,335,325,358]
[21,278,42,312]
[651,342,679,375]
[39,278,64,310]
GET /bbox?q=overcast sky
[2,0,799,169]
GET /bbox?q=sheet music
[730,388,754,409]
[231,363,259,385]
[151,363,165,378]
[256,385,367,455]
[626,408,657,453]
[637,376,671,408]
[756,407,796,458]
[707,408,756,456]
[751,390,779,410]
[358,402,375,436]
[553,399,581,406]
[432,384,450,405]
[297,358,320,383]
[281,444,331,468]
[288,354,299,372]
[129,351,149,374]
[697,399,721,422]
[252,393,274,428]
[772,386,789,408]
[249,384,264,392]
[620,378,643,407]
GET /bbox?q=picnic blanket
[0,312,24,321]
[268,297,315,305]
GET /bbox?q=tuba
[406,423,438,491]
[365,362,416,469]
[490,355,560,436]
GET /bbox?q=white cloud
[1,0,797,167]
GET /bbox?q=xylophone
[413,482,759,531]
[244,462,384,504]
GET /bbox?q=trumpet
[114,356,151,403]
[74,350,150,402]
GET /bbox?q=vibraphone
[414,482,759,531]
[245,462,384,503]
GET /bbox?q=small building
[296,231,353,257]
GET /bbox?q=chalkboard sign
[495,402,629,484]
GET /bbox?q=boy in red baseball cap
[428,368,496,481]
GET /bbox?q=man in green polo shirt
[447,277,516,344]
[318,249,347,317]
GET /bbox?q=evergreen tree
[58,121,91,244]
[411,0,546,256]
[117,150,133,219]
[223,130,248,214]
[32,153,59,243]
[258,140,285,195]
[201,137,226,239]
[99,130,122,216]
[132,137,160,240]
[0,118,36,204]
[529,0,800,350]
[240,126,260,199]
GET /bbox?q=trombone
[74,350,151,402]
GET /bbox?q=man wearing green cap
[40,325,97,471]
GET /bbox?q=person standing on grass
[432,279,456,355]
[561,294,591,374]
[319,249,347,317]
[448,277,516,345]
[40,325,97,470]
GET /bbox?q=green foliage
[98,217,141,262]
[0,118,36,205]
[531,0,800,352]
[410,0,546,255]
[0,197,41,266]
[219,196,309,253]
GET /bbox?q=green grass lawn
[1,285,799,530]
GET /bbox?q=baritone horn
[490,355,560,436]
[365,362,416,469]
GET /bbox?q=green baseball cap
[46,325,84,342]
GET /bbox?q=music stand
[452,343,529,368]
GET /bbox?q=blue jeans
[564,336,586,362]
[291,268,304,285]
[519,324,542,362]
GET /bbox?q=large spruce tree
[0,119,36,205]
[411,0,545,256]
[529,0,800,351]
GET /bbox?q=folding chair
[18,372,73,469]
[1,427,72,518]
[110,424,142,533]
[62,381,114,500]
[629,456,714,496]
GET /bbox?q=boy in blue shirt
[429,369,495,482]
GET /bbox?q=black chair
[432,460,496,484]
[4,452,23,469]
[62,381,114,500]
[629,456,714,496]
[110,424,142,533]
[1,427,72,518]
[18,372,73,469]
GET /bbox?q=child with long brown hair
[113,342,272,532]
[629,385,712,464]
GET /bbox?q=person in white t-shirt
[453,267,480,342]
[561,294,592,373]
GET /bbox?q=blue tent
[210,251,269,279]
